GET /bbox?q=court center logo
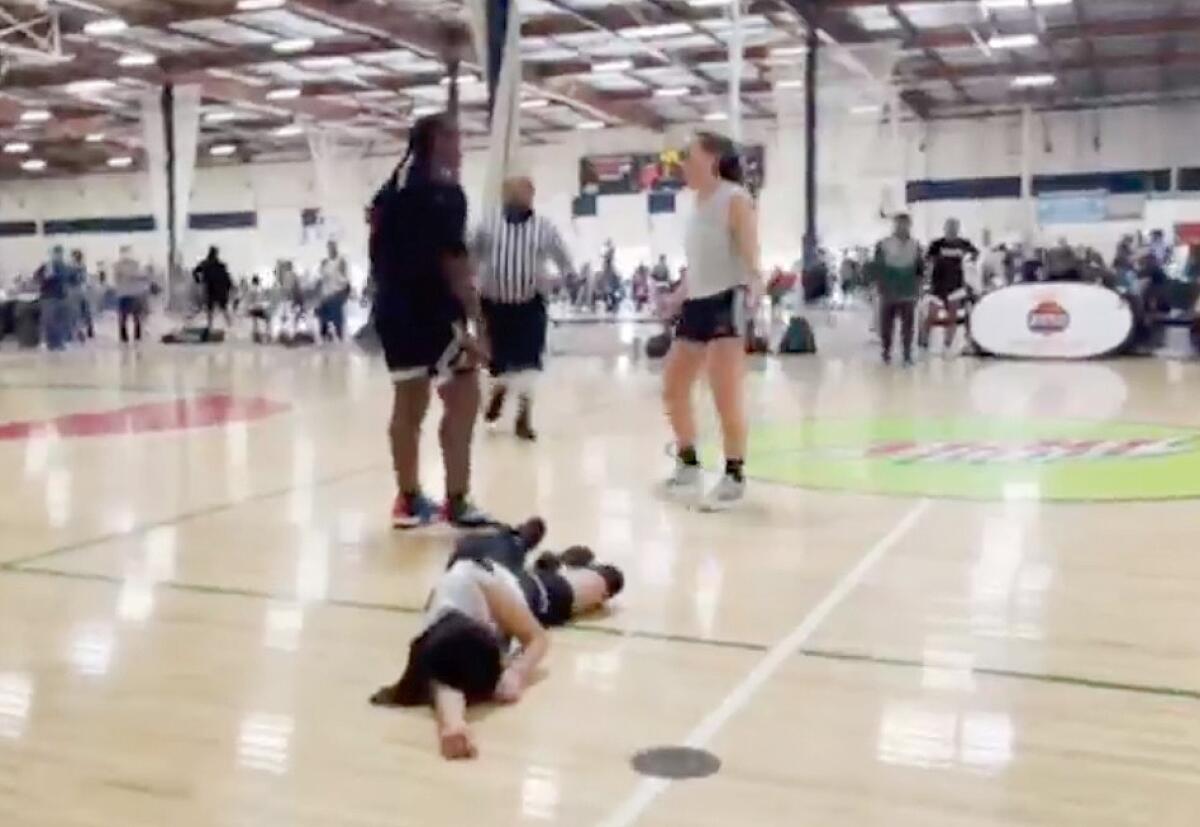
[1027,300,1070,335]
[739,418,1200,502]
[852,437,1192,465]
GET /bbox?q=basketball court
[2,338,1199,826]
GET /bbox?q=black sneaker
[515,398,536,442]
[443,498,494,529]
[559,545,596,568]
[484,386,507,425]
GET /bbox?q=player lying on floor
[370,518,624,759]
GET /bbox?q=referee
[472,174,573,441]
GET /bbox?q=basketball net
[306,128,367,239]
[769,41,904,256]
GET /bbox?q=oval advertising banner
[737,417,1200,502]
[969,282,1133,359]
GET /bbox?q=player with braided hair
[370,113,493,529]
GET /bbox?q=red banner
[1176,222,1200,245]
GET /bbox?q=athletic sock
[678,446,700,467]
[725,458,745,483]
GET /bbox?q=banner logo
[1027,300,1070,335]
[848,437,1193,465]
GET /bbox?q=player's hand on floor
[494,669,524,704]
[439,724,478,760]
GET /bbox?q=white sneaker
[664,461,703,497]
[699,474,745,512]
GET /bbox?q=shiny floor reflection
[1,347,1199,826]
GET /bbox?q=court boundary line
[596,497,934,827]
[0,462,389,570]
[4,560,1199,704]
[0,382,229,395]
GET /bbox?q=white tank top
[684,181,750,299]
[422,560,525,643]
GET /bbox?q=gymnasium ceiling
[1,0,1199,177]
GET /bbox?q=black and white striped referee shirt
[471,211,574,304]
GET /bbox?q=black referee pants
[482,296,547,377]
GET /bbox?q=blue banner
[1037,192,1107,225]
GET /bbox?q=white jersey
[318,256,349,298]
[684,180,751,299]
[422,560,525,645]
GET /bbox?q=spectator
[870,213,923,366]
[650,255,671,286]
[246,276,272,342]
[193,246,233,332]
[114,245,152,343]
[69,249,94,340]
[1045,238,1082,282]
[316,240,351,341]
[36,246,74,350]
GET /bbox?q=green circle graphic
[739,418,1200,502]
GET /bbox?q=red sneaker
[392,493,440,529]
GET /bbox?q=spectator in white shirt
[113,246,151,343]
[316,240,351,341]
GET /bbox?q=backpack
[779,316,817,355]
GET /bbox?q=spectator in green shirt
[871,213,924,365]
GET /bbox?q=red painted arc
[0,394,288,441]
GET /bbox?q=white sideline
[597,498,934,827]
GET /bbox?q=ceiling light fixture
[83,18,128,36]
[274,124,304,137]
[204,110,238,123]
[107,156,133,169]
[67,79,116,95]
[770,46,807,57]
[576,120,606,130]
[85,133,106,143]
[988,33,1038,49]
[265,87,302,101]
[210,144,238,157]
[981,0,1069,8]
[3,142,31,154]
[237,0,288,10]
[272,38,314,54]
[621,23,692,39]
[1011,73,1057,88]
[300,55,354,69]
[21,159,47,172]
[591,59,634,74]
[774,79,804,90]
[118,52,157,67]
[653,86,690,98]
[20,109,51,123]
[703,111,729,122]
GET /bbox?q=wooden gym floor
[1,341,1199,826]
